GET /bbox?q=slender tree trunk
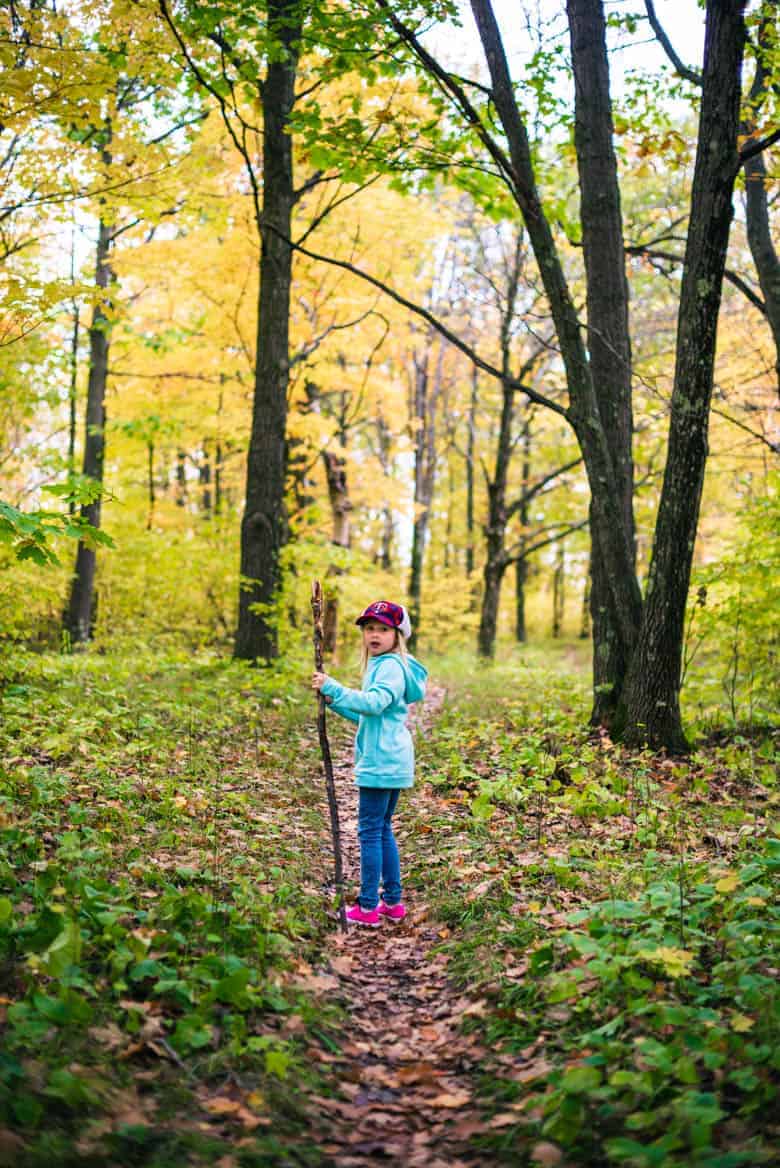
[235,0,301,661]
[375,413,394,571]
[618,0,748,750]
[515,556,527,643]
[147,441,155,530]
[515,408,532,642]
[68,228,80,518]
[743,104,780,395]
[322,448,352,653]
[552,537,565,638]
[63,214,112,644]
[408,338,441,646]
[175,451,187,507]
[568,0,635,722]
[200,440,212,516]
[466,364,477,581]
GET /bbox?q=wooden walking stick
[311,580,347,931]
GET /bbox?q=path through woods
[293,686,544,1167]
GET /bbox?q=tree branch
[644,0,702,85]
[271,225,569,417]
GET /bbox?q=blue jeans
[357,787,402,910]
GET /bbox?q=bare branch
[644,0,702,86]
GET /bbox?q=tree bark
[567,0,636,722]
[515,556,527,643]
[552,537,565,638]
[465,364,478,581]
[618,0,748,750]
[742,11,780,396]
[321,447,352,653]
[235,0,300,661]
[408,338,441,646]
[63,214,112,644]
[478,551,506,657]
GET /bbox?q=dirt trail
[300,685,497,1167]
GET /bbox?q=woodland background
[0,0,776,742]
[0,3,778,1165]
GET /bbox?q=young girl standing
[312,600,427,927]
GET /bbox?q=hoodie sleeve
[324,692,360,724]
[321,658,405,717]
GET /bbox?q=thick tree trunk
[63,215,112,644]
[618,0,748,750]
[235,0,300,661]
[568,0,636,723]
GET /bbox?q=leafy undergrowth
[1,642,777,1168]
[0,650,338,1167]
[407,647,779,1168]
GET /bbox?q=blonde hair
[360,628,408,676]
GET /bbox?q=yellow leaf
[730,1013,754,1032]
[527,901,542,913]
[637,946,695,977]
[715,873,739,893]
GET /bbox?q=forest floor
[0,644,777,1167]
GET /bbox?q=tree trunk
[515,408,532,642]
[175,450,187,508]
[408,338,441,646]
[375,413,394,571]
[235,0,300,661]
[63,214,112,644]
[68,234,80,517]
[465,364,477,581]
[471,0,643,673]
[515,556,527,643]
[478,550,506,658]
[618,0,748,750]
[147,441,156,530]
[567,0,635,722]
[200,440,212,516]
[322,447,352,653]
[552,537,565,638]
[742,11,780,398]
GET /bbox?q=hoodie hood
[399,653,428,703]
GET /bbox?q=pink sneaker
[345,902,381,927]
[377,902,407,922]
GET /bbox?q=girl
[312,600,427,927]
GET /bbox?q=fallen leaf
[531,1141,563,1166]
[202,1097,242,1117]
[428,1090,471,1108]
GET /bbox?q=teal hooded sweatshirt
[320,652,428,788]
